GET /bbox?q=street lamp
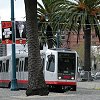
[10,0,18,91]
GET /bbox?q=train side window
[42,58,45,70]
[46,55,55,72]
[0,61,2,72]
[40,57,45,70]
[24,57,28,71]
[16,58,19,72]
[22,61,24,71]
[19,61,23,71]
[2,63,5,72]
[41,54,46,69]
[6,60,9,72]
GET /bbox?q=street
[0,86,100,100]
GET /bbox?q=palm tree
[37,0,57,49]
[38,0,79,48]
[54,0,100,72]
[24,0,49,96]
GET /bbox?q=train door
[16,57,28,88]
[41,53,46,75]
[23,57,28,80]
[0,61,2,80]
[44,52,57,81]
[1,60,9,79]
[0,61,5,81]
[0,59,10,87]
[17,57,25,80]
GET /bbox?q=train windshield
[58,52,76,80]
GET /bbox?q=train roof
[0,53,28,60]
[49,48,75,52]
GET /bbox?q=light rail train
[0,48,78,91]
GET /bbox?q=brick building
[61,30,100,71]
[61,30,100,49]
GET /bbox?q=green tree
[24,0,49,96]
[54,0,100,72]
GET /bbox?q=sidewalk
[77,80,100,90]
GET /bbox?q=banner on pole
[1,21,12,44]
[15,21,26,44]
[1,21,27,44]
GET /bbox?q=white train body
[0,48,78,91]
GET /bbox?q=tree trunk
[84,19,91,71]
[24,0,49,96]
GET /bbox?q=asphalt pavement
[0,80,100,100]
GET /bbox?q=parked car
[95,72,100,80]
[80,70,85,77]
[79,71,94,81]
[91,73,95,79]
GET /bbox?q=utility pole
[56,29,60,48]
[10,0,18,91]
[56,19,60,48]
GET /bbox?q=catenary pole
[10,0,18,91]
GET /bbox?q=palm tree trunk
[24,0,49,96]
[47,37,53,48]
[84,19,91,71]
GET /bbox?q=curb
[77,82,100,90]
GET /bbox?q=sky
[0,0,42,21]
[0,0,43,37]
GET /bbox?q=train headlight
[58,77,61,79]
[71,77,74,80]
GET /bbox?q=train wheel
[8,82,11,88]
[54,86,65,93]
[70,85,76,91]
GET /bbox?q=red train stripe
[0,80,76,86]
[17,80,28,84]
[0,80,10,83]
[45,81,76,85]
